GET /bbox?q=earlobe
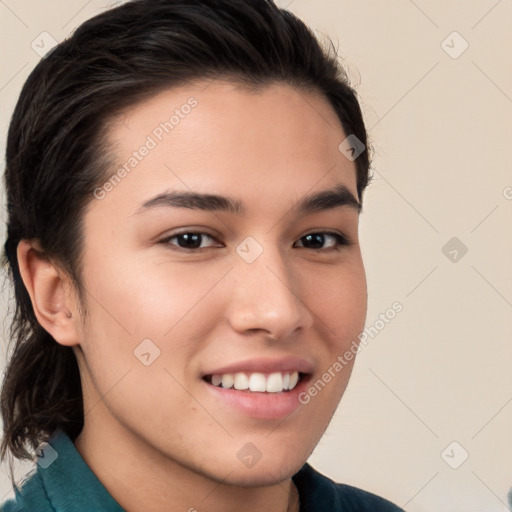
[16,239,80,347]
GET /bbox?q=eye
[159,231,221,251]
[294,232,350,251]
[158,230,351,252]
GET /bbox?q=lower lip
[203,375,311,420]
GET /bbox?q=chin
[219,459,305,487]
[181,444,308,488]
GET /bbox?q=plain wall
[1,1,511,511]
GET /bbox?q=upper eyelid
[160,231,219,246]
[161,229,345,238]
[295,232,351,247]
[162,230,218,241]
[160,230,350,246]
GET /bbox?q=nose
[226,241,314,341]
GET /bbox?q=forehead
[94,80,358,220]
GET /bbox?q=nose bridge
[227,235,313,338]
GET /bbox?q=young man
[0,1,405,510]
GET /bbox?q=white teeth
[210,371,302,393]
[289,371,299,390]
[211,374,222,386]
[266,372,283,393]
[248,373,267,392]
[221,373,234,389]
[234,372,249,390]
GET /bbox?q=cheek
[77,251,235,403]
[81,250,227,341]
[304,259,367,347]
[76,256,216,433]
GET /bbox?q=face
[74,80,367,486]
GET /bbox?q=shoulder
[0,428,124,512]
[292,463,405,512]
[0,467,53,512]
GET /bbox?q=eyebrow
[133,183,361,216]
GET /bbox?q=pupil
[180,233,201,248]
[304,233,324,249]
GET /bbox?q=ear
[16,239,81,347]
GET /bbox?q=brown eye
[160,232,220,251]
[294,232,350,250]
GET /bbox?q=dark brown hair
[1,0,371,479]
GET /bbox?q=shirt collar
[39,428,125,511]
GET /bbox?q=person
[0,0,405,510]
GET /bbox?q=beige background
[1,1,511,511]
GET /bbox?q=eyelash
[158,230,351,252]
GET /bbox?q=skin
[18,81,367,512]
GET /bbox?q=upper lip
[202,356,314,376]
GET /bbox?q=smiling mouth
[203,371,307,393]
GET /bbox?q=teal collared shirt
[1,429,405,512]
[1,429,124,511]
